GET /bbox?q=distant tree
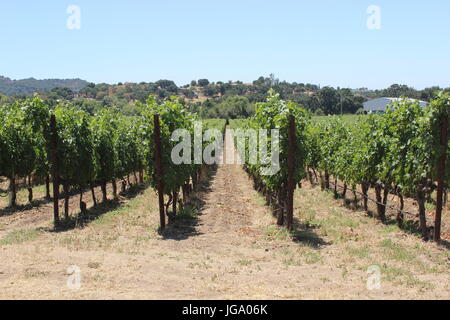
[337,88,364,114]
[49,87,74,100]
[318,87,339,115]
[181,89,196,99]
[420,87,441,101]
[198,79,210,87]
[305,94,321,112]
[198,96,253,119]
[253,76,266,86]
[203,85,218,97]
[155,80,178,93]
[383,84,418,99]
[269,73,279,86]
[218,95,253,119]
[80,83,98,99]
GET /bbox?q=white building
[363,97,428,114]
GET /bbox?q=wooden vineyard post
[50,115,60,227]
[434,112,448,243]
[286,115,296,231]
[154,114,166,230]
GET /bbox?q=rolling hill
[0,76,89,95]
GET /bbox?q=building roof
[363,97,428,112]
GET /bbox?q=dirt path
[0,129,449,299]
[189,129,265,244]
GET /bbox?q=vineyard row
[235,90,449,242]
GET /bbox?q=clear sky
[0,0,449,89]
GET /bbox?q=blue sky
[0,0,449,89]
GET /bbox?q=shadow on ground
[308,179,450,251]
[291,217,331,248]
[0,184,117,217]
[160,166,218,241]
[48,183,148,233]
[0,197,53,217]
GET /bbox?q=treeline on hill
[0,76,88,96]
[1,74,449,119]
[0,94,226,227]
